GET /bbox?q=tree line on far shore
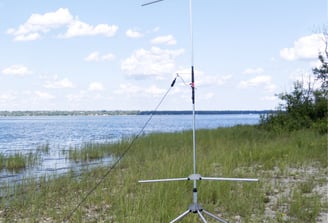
[0,110,272,117]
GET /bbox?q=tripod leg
[202,209,229,223]
[169,210,190,223]
[197,210,208,223]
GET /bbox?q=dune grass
[0,125,327,222]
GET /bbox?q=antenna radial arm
[141,0,165,6]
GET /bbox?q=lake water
[0,114,260,185]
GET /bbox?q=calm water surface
[0,114,260,184]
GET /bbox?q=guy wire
[177,73,193,88]
[63,74,178,222]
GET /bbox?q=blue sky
[0,0,327,111]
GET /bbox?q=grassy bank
[0,125,327,222]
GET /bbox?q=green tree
[260,33,328,133]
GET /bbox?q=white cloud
[0,90,58,110]
[66,91,86,102]
[7,8,73,41]
[200,74,232,87]
[44,77,74,89]
[238,75,271,88]
[238,75,276,92]
[14,33,41,41]
[151,35,176,45]
[145,85,166,95]
[2,65,31,76]
[61,20,118,38]
[310,59,323,69]
[84,51,115,62]
[264,83,277,92]
[198,92,215,100]
[88,82,105,91]
[84,52,100,61]
[27,8,73,28]
[126,29,143,38]
[34,91,55,100]
[102,53,116,61]
[114,83,165,97]
[121,47,184,78]
[152,27,160,33]
[261,96,277,101]
[243,67,264,75]
[0,91,17,101]
[114,83,142,95]
[176,68,231,87]
[280,34,326,61]
[7,8,118,41]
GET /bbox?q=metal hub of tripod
[171,203,228,223]
[140,1,258,222]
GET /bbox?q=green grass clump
[5,153,26,171]
[0,152,40,173]
[0,154,4,170]
[0,125,326,222]
[68,143,106,162]
[36,143,50,154]
[289,190,321,222]
[68,141,127,162]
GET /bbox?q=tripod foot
[197,209,208,223]
[169,210,190,223]
[169,204,229,223]
[203,209,229,223]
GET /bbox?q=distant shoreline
[0,110,274,116]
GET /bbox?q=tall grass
[0,125,326,222]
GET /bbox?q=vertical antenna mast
[139,1,258,222]
[189,0,198,207]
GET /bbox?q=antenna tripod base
[170,203,228,223]
[139,174,258,222]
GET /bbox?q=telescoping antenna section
[139,1,258,222]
